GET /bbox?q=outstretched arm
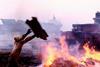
[19,29,32,41]
[22,35,36,44]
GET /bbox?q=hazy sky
[0,0,100,31]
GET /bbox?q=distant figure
[7,17,48,67]
[7,29,35,67]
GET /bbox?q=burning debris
[0,12,100,67]
[40,35,100,67]
[48,58,78,67]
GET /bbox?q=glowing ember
[41,36,100,67]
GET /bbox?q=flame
[82,42,100,62]
[42,36,100,67]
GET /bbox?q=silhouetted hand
[27,29,32,34]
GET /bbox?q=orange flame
[82,42,100,62]
[42,36,100,67]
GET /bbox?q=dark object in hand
[26,17,48,40]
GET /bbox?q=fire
[41,36,100,67]
[82,42,100,62]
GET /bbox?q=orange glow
[43,36,81,67]
[42,36,100,67]
[82,42,100,62]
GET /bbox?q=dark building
[72,24,100,33]
[61,31,77,45]
[62,12,100,51]
[93,11,100,24]
[72,12,100,51]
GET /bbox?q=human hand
[27,29,32,34]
